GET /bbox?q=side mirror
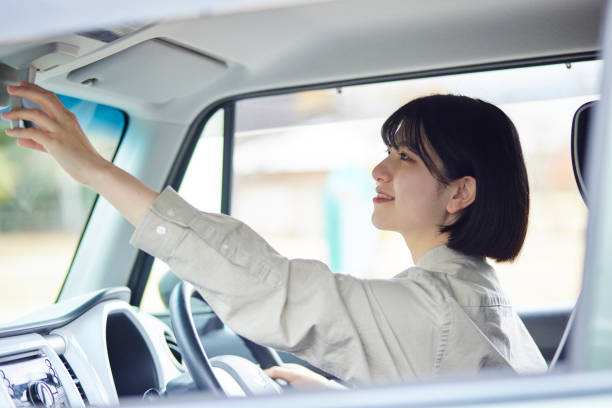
[572,101,597,207]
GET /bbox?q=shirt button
[167,209,175,217]
[156,226,167,235]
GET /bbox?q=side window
[140,108,225,314]
[231,61,601,308]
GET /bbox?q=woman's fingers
[6,82,67,120]
[264,366,299,382]
[264,364,345,390]
[5,126,50,146]
[2,83,109,188]
[1,108,57,131]
[4,126,49,152]
[17,137,47,153]
[264,364,348,390]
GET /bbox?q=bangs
[381,112,449,184]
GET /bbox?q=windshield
[0,95,126,324]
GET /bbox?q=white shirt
[130,187,547,385]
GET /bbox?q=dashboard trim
[0,287,130,339]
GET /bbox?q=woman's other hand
[1,82,110,186]
[264,364,347,390]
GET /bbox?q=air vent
[164,331,183,366]
[59,355,88,404]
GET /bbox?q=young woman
[2,83,547,387]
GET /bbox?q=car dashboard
[0,288,185,407]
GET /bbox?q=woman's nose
[372,157,392,183]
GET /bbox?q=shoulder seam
[434,299,452,373]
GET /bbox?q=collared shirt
[130,187,548,385]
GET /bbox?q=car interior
[0,0,608,406]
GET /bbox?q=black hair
[381,94,529,262]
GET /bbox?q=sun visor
[67,38,227,103]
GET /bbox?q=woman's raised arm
[1,82,159,226]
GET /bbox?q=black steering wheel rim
[169,281,285,394]
[169,281,223,394]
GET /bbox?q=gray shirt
[130,187,547,385]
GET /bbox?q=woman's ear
[446,176,476,214]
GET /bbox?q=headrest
[571,101,597,207]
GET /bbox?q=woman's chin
[371,213,391,231]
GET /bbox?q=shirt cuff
[129,186,199,261]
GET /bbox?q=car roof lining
[0,0,605,124]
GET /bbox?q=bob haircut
[381,94,529,262]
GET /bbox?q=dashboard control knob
[28,381,55,407]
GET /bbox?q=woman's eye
[384,148,412,161]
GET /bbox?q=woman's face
[371,145,452,246]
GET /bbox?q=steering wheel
[168,281,284,393]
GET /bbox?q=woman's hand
[1,82,109,187]
[264,364,347,390]
[1,82,158,226]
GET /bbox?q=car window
[230,60,600,308]
[139,60,601,313]
[140,108,225,314]
[0,95,125,323]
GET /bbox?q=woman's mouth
[373,190,394,204]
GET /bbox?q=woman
[1,83,547,387]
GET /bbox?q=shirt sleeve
[130,187,443,385]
